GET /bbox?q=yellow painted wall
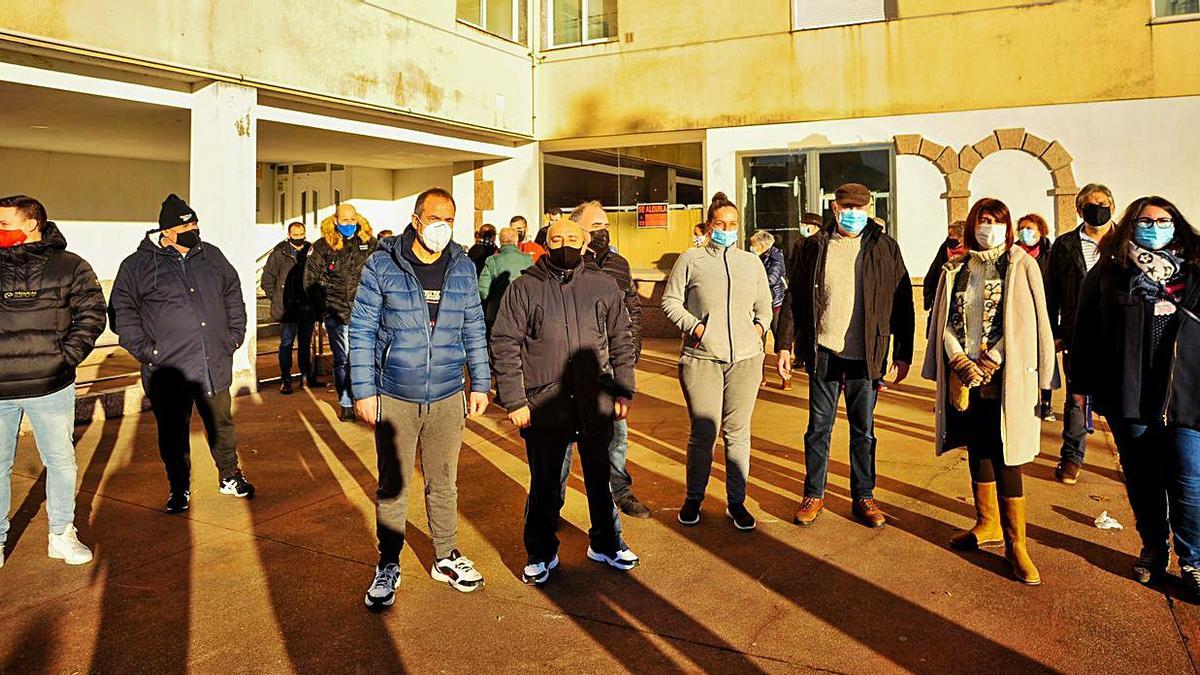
[537,0,1200,139]
[0,0,534,136]
[609,207,703,272]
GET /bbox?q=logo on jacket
[2,290,38,300]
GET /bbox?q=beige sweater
[816,234,866,359]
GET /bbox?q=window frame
[738,143,898,246]
[791,0,889,32]
[546,0,618,49]
[1150,0,1200,23]
[457,0,526,44]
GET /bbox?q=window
[742,146,893,257]
[458,0,526,43]
[792,0,887,31]
[1155,0,1200,18]
[548,0,616,48]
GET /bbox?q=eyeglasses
[1134,218,1174,229]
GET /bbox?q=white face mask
[419,219,453,253]
[693,235,707,247]
[975,223,1008,250]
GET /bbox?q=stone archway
[894,129,1080,234]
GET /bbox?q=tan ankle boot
[950,482,1004,550]
[999,496,1041,585]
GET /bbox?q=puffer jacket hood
[0,221,107,399]
[348,232,490,404]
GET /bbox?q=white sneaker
[521,556,559,585]
[587,546,640,571]
[430,549,484,593]
[48,525,93,565]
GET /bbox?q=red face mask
[0,229,28,248]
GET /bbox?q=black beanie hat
[158,194,198,231]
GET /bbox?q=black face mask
[547,245,582,270]
[174,229,201,249]
[1082,203,1111,228]
[947,238,961,249]
[588,228,611,254]
[289,238,307,248]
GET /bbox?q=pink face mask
[0,229,28,248]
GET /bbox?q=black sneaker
[430,549,484,593]
[1183,566,1200,602]
[365,563,401,608]
[165,490,190,514]
[616,493,652,519]
[678,498,701,526]
[1133,548,1169,584]
[280,381,294,395]
[725,503,757,531]
[219,470,255,498]
[339,405,356,422]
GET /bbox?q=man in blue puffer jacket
[349,187,491,609]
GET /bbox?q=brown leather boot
[950,482,1004,550]
[999,496,1041,585]
[853,498,886,528]
[793,496,824,526]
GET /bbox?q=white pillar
[190,81,258,395]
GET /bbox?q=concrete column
[190,81,258,395]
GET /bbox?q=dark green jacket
[479,244,532,326]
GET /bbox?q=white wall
[0,147,189,281]
[484,142,542,240]
[706,95,1200,279]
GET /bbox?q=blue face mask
[1018,229,1039,247]
[336,223,358,238]
[710,228,737,248]
[1133,223,1175,251]
[837,209,869,236]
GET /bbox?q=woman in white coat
[923,197,1056,585]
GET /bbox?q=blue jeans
[278,321,315,384]
[804,349,878,500]
[1109,420,1200,568]
[0,385,79,544]
[560,419,627,548]
[323,317,352,407]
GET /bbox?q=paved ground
[1,339,1197,674]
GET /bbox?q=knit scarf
[1128,242,1184,302]
[953,246,1006,360]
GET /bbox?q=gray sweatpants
[678,354,764,504]
[376,393,466,562]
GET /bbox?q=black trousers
[957,393,1024,498]
[524,421,620,564]
[147,370,239,492]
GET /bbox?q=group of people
[1,176,1198,606]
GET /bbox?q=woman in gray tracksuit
[662,192,774,531]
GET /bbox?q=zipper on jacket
[1161,328,1181,424]
[724,246,734,362]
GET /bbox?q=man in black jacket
[0,195,105,567]
[776,184,915,529]
[491,218,640,585]
[305,204,378,421]
[110,194,254,514]
[561,200,650,519]
[1047,184,1116,484]
[261,221,319,395]
[467,223,497,275]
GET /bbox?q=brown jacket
[922,246,1055,465]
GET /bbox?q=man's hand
[507,406,532,429]
[354,397,379,428]
[978,351,1002,383]
[468,392,489,417]
[614,397,632,421]
[694,323,706,339]
[777,349,793,380]
[888,360,911,385]
[1055,339,1066,353]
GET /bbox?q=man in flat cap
[775,183,914,529]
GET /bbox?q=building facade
[2,0,1198,386]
